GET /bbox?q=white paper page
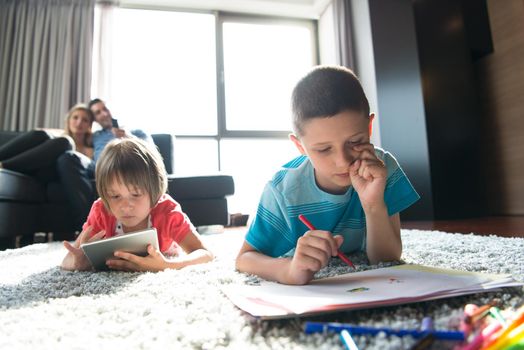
[223,264,521,317]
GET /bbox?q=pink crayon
[460,321,502,350]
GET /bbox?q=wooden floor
[2,216,522,251]
[401,216,524,238]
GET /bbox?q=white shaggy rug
[0,229,522,350]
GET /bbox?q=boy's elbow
[368,251,402,265]
[235,251,253,273]
[391,246,402,262]
[367,239,402,264]
[234,254,244,272]
[235,241,256,272]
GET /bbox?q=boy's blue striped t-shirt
[245,147,420,258]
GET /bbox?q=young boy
[235,66,419,285]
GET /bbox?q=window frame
[215,12,319,139]
[93,6,319,171]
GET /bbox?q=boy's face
[106,177,152,233]
[291,110,371,194]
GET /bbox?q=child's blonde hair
[96,138,167,210]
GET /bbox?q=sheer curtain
[319,0,381,146]
[90,1,116,102]
[332,0,355,70]
[0,0,95,131]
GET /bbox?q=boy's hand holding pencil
[288,227,344,285]
[299,214,355,269]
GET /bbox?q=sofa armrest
[151,134,175,174]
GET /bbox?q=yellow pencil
[483,323,524,350]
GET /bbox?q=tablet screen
[81,228,159,270]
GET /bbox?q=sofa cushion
[151,134,174,174]
[0,201,38,238]
[0,169,45,203]
[167,175,234,200]
[177,198,230,226]
[39,202,75,236]
[46,181,68,204]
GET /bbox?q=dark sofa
[0,131,234,249]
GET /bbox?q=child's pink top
[83,194,193,252]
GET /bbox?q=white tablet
[81,228,159,271]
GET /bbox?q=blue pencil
[304,322,465,341]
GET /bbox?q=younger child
[61,138,213,271]
[235,66,419,285]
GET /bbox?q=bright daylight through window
[91,8,317,215]
[222,21,315,131]
[94,8,217,135]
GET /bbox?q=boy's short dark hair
[291,66,370,135]
[96,138,167,210]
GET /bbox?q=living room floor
[401,215,524,238]
[3,216,522,251]
[227,215,524,238]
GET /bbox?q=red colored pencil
[298,214,356,269]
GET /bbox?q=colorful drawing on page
[347,287,370,293]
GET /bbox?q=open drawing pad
[81,228,159,270]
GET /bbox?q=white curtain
[0,0,95,131]
[90,2,116,102]
[318,2,337,65]
[332,0,355,70]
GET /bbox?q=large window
[95,8,218,135]
[92,7,317,215]
[221,17,315,133]
[220,138,300,215]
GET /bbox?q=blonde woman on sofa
[0,104,94,182]
[62,103,95,159]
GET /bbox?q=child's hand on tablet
[61,226,105,271]
[107,244,169,272]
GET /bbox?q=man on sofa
[57,98,152,231]
[89,98,153,161]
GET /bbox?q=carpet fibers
[0,229,522,349]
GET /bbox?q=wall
[410,0,486,219]
[350,0,381,148]
[352,0,492,220]
[475,0,524,215]
[360,0,435,220]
